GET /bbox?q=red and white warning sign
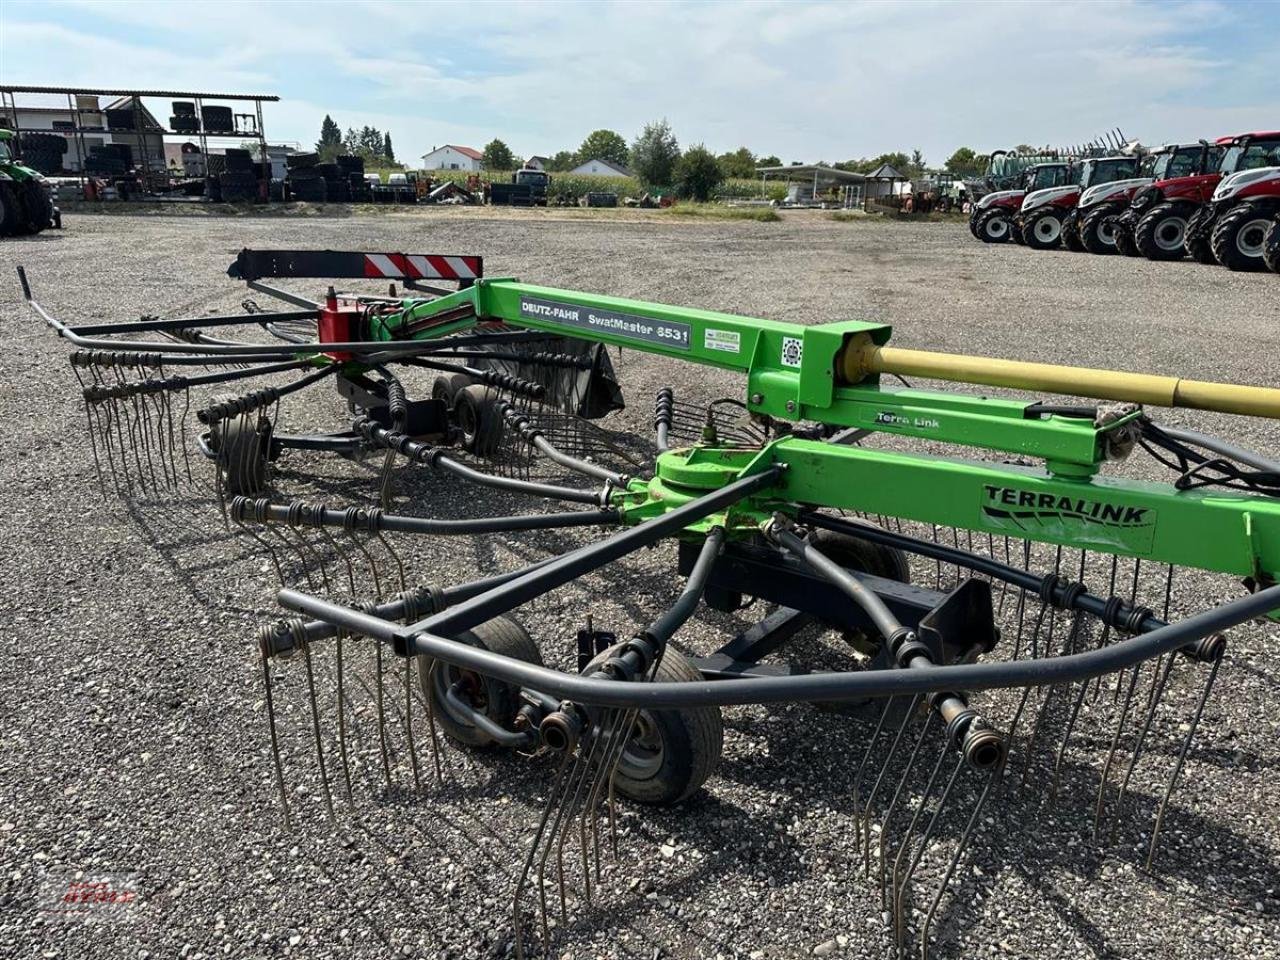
[362,253,481,280]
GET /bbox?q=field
[1,210,1277,960]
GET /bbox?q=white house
[569,157,630,178]
[525,155,549,171]
[420,144,483,171]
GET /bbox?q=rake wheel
[585,644,723,805]
[455,384,503,455]
[418,616,543,748]
[212,409,272,495]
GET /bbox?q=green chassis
[329,278,1279,603]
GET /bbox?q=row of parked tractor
[967,131,1280,273]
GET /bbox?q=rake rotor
[23,251,1280,959]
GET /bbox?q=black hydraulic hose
[231,498,619,535]
[385,466,782,638]
[798,511,1169,635]
[72,309,319,336]
[276,582,1279,708]
[355,417,607,506]
[773,525,905,640]
[443,684,536,747]
[645,527,725,644]
[1152,422,1280,476]
[497,403,628,486]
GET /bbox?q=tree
[945,147,982,177]
[674,144,724,201]
[482,138,515,171]
[757,154,781,168]
[383,132,395,162]
[343,127,360,155]
[576,129,629,169]
[548,150,577,172]
[717,146,757,179]
[630,119,680,187]
[909,148,925,177]
[316,114,342,160]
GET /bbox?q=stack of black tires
[338,155,369,202]
[201,105,235,134]
[286,152,326,202]
[170,101,199,134]
[17,133,67,175]
[218,148,259,203]
[85,143,133,176]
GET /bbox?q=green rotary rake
[22,248,1280,959]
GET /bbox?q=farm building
[420,144,483,171]
[569,157,630,178]
[525,155,549,171]
[756,164,865,207]
[0,92,164,173]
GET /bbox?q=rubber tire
[968,206,982,238]
[1134,202,1192,261]
[14,181,54,235]
[1079,203,1122,255]
[417,617,542,749]
[213,412,272,495]
[974,206,1012,243]
[1184,205,1218,265]
[0,182,19,236]
[1113,208,1141,257]
[1211,202,1274,272]
[585,644,722,805]
[1263,217,1280,274]
[1060,208,1085,252]
[1009,214,1025,244]
[1021,207,1063,249]
[432,372,474,406]
[453,384,503,456]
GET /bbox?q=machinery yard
[2,210,1277,960]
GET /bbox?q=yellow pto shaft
[842,339,1280,419]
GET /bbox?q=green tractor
[1,129,60,237]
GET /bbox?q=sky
[1,0,1277,167]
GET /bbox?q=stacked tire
[219,148,259,203]
[170,101,199,134]
[201,105,235,134]
[17,133,67,175]
[1211,202,1279,272]
[85,143,132,176]
[337,155,368,202]
[286,153,326,202]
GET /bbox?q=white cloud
[2,0,1275,165]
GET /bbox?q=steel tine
[1112,559,1143,705]
[1090,556,1121,701]
[852,697,897,847]
[918,768,997,960]
[403,655,422,793]
[288,526,331,594]
[1109,654,1175,841]
[178,385,195,484]
[232,507,286,586]
[1094,662,1143,840]
[515,752,573,960]
[863,696,922,874]
[540,748,588,928]
[301,639,336,822]
[318,527,358,596]
[894,753,965,958]
[878,711,936,906]
[1017,611,1083,793]
[374,641,394,791]
[422,661,445,782]
[1147,650,1222,869]
[557,722,608,908]
[348,529,383,601]
[582,707,631,884]
[335,633,353,799]
[259,645,292,830]
[1050,618,1099,798]
[375,529,406,593]
[378,446,396,510]
[889,737,951,949]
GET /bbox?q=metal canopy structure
[755,164,865,208]
[0,83,280,194]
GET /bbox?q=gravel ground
[1,210,1277,960]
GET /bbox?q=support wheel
[1060,208,1085,252]
[1211,202,1274,272]
[1021,207,1063,249]
[1079,204,1122,254]
[585,644,722,805]
[453,384,503,456]
[1184,205,1218,264]
[1263,217,1280,274]
[212,412,272,495]
[417,616,543,748]
[431,372,473,406]
[1134,202,1191,261]
[974,207,1011,243]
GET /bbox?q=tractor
[1179,132,1280,266]
[1207,165,1280,271]
[1123,132,1277,262]
[969,161,1074,244]
[1264,213,1280,273]
[1074,143,1211,256]
[0,128,60,237]
[1017,152,1144,250]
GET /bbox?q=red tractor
[1207,165,1280,271]
[1178,132,1280,266]
[1118,132,1278,263]
[1073,142,1218,256]
[1016,153,1143,250]
[970,161,1074,243]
